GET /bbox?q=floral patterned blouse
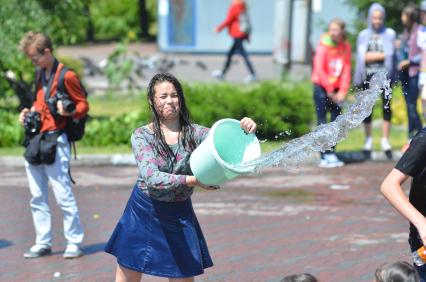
[131,124,210,202]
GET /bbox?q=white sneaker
[380,138,391,151]
[363,137,373,151]
[318,159,330,168]
[212,70,224,80]
[63,244,83,259]
[244,74,257,83]
[381,138,393,160]
[318,154,344,168]
[23,244,52,258]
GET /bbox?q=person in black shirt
[381,128,426,281]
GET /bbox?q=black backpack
[35,65,89,143]
[56,66,89,142]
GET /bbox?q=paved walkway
[0,160,412,281]
[57,42,286,91]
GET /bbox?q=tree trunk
[138,0,150,39]
[84,0,95,42]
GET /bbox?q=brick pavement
[0,161,411,281]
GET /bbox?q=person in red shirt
[212,0,257,83]
[311,19,351,168]
[18,31,88,259]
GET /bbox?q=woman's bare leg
[169,277,194,282]
[115,264,142,282]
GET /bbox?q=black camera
[47,91,76,116]
[24,111,41,135]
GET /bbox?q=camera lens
[63,100,76,113]
[24,111,41,135]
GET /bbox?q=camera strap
[33,68,41,103]
[57,66,69,94]
[41,59,59,103]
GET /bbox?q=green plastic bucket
[190,119,261,185]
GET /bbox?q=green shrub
[184,80,314,139]
[81,111,150,146]
[58,55,85,78]
[0,111,24,147]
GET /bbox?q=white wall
[158,0,358,57]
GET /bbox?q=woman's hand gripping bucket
[190,119,261,185]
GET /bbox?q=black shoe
[23,245,52,259]
[362,150,372,160]
[384,150,393,160]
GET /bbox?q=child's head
[368,3,385,32]
[328,18,346,43]
[401,4,419,29]
[281,273,318,282]
[374,261,419,282]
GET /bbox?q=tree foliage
[0,0,157,108]
[0,0,88,106]
[90,0,140,41]
[346,0,421,33]
[86,0,157,41]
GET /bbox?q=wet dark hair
[375,261,420,282]
[147,72,196,166]
[403,4,420,26]
[281,273,318,282]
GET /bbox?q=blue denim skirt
[104,185,213,278]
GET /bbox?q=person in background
[19,31,88,259]
[354,3,395,160]
[212,0,257,83]
[281,273,318,282]
[417,1,426,121]
[399,4,423,152]
[311,18,351,168]
[374,261,420,282]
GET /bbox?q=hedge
[0,111,24,147]
[1,80,315,148]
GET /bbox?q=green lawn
[88,94,145,117]
[258,125,408,153]
[336,125,407,152]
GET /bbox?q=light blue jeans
[25,133,84,247]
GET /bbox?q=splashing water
[233,71,392,173]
